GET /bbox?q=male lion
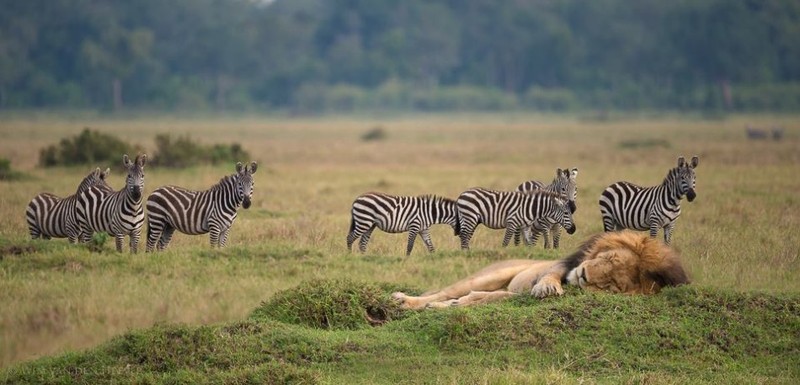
[392,230,689,309]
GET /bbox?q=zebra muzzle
[686,189,696,202]
[242,197,251,209]
[568,200,577,213]
[565,224,576,234]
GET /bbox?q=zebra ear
[556,168,563,177]
[137,154,147,167]
[570,168,578,179]
[248,161,258,174]
[101,168,111,179]
[677,156,686,167]
[123,154,132,168]
[236,162,244,173]
[690,156,699,168]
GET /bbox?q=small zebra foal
[347,192,460,256]
[26,167,111,242]
[145,161,257,251]
[599,155,698,245]
[457,188,576,250]
[76,154,147,252]
[515,167,578,249]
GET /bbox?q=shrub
[0,158,26,180]
[38,128,140,167]
[152,134,251,168]
[360,126,387,142]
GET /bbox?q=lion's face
[565,233,690,294]
[567,249,652,294]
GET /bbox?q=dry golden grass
[1,112,799,368]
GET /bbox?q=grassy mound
[249,278,410,329]
[2,283,798,384]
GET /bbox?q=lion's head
[565,231,690,294]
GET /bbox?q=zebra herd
[348,156,698,255]
[26,154,258,253]
[26,154,698,255]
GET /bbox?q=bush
[152,134,251,168]
[38,128,140,167]
[0,158,26,181]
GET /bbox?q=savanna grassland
[0,113,799,383]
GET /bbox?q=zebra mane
[212,174,238,190]
[522,189,569,201]
[419,194,457,205]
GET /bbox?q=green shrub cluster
[0,158,26,181]
[151,134,250,168]
[37,130,250,169]
[39,128,142,168]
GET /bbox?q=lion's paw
[531,281,563,298]
[391,292,407,303]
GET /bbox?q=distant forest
[2,0,799,112]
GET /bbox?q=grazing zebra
[346,192,461,256]
[457,188,576,250]
[599,155,699,245]
[76,154,147,252]
[26,167,112,242]
[515,167,578,249]
[145,161,258,251]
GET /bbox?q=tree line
[1,0,799,112]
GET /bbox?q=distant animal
[456,188,576,250]
[392,230,690,309]
[145,161,258,251]
[771,126,784,141]
[346,192,460,255]
[515,167,578,249]
[599,155,698,245]
[26,167,111,242]
[745,125,768,140]
[77,154,147,252]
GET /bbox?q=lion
[392,230,689,309]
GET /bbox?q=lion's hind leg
[426,290,518,308]
[392,260,539,309]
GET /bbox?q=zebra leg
[219,227,231,248]
[459,220,478,250]
[663,223,675,245]
[406,228,419,256]
[146,224,162,252]
[158,227,175,251]
[420,228,435,253]
[502,224,519,247]
[130,229,141,254]
[359,225,377,253]
[525,227,541,247]
[649,222,660,240]
[543,227,551,249]
[209,224,221,248]
[551,224,562,249]
[114,234,125,252]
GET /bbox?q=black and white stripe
[347,192,460,255]
[516,167,578,249]
[76,154,147,252]
[26,167,111,242]
[599,156,699,245]
[456,188,576,250]
[145,161,257,251]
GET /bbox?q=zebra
[515,167,578,249]
[456,188,576,250]
[76,154,147,252]
[599,155,699,245]
[145,161,258,251]
[346,192,461,256]
[25,167,112,242]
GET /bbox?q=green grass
[1,282,798,384]
[1,113,799,382]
